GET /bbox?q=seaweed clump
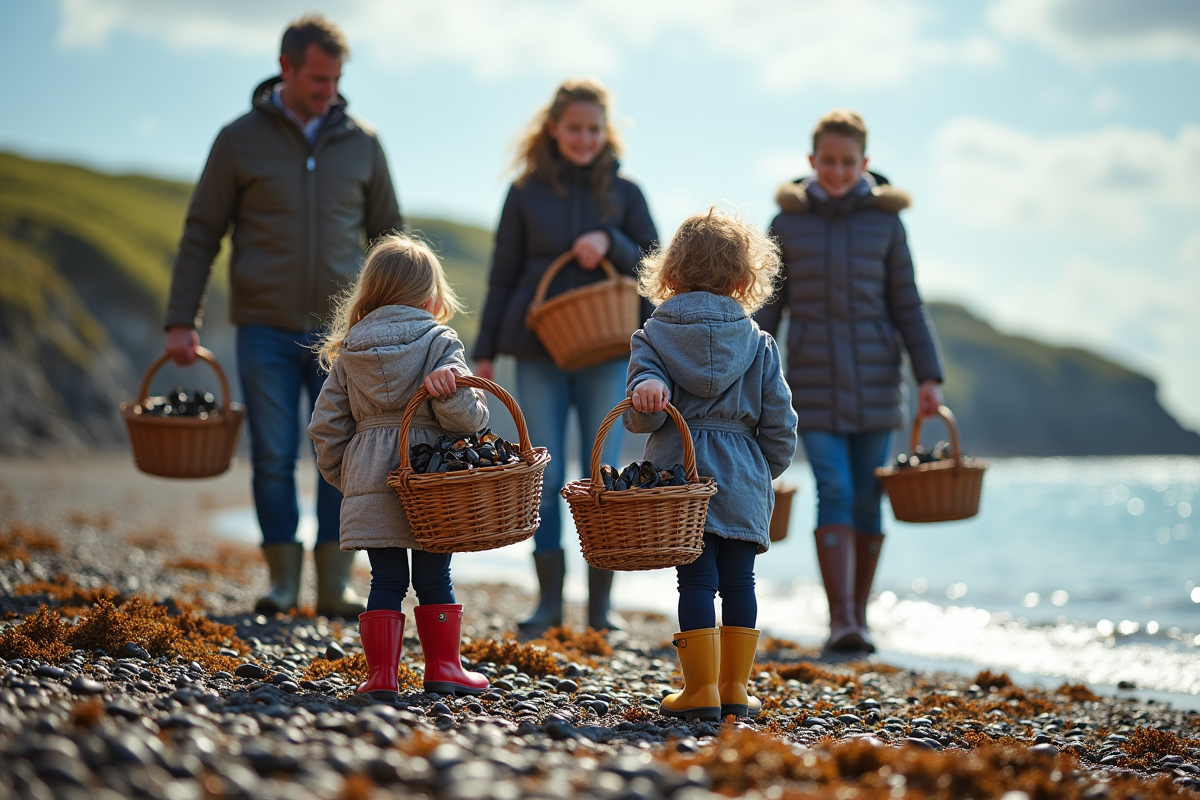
[757,661,858,688]
[0,597,250,671]
[1056,682,1101,702]
[533,626,613,666]
[15,574,123,610]
[0,523,61,560]
[303,652,422,693]
[459,633,561,677]
[662,727,1193,800]
[974,669,1013,688]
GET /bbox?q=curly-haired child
[309,234,491,700]
[624,207,798,720]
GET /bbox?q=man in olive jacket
[164,16,405,618]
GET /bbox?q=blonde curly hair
[637,207,781,314]
[317,234,463,371]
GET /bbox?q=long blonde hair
[638,207,781,315]
[317,234,463,371]
[512,78,624,218]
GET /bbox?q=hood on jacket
[337,305,442,403]
[776,174,911,215]
[643,292,761,399]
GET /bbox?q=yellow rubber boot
[661,628,721,722]
[719,626,762,718]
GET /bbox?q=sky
[2,0,1199,429]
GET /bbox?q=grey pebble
[234,663,266,680]
[69,675,105,695]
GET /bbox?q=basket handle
[395,375,533,473]
[531,251,617,308]
[908,404,962,462]
[589,399,698,498]
[137,347,234,426]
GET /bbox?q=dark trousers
[676,532,758,631]
[366,548,456,612]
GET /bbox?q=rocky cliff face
[2,152,1197,457]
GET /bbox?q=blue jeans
[366,548,455,611]
[676,532,758,630]
[800,429,893,534]
[515,357,628,552]
[237,325,341,546]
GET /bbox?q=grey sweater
[308,305,489,550]
[624,293,798,552]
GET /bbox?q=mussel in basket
[600,464,618,491]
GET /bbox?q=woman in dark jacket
[474,79,658,633]
[757,110,944,653]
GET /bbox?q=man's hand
[631,379,670,413]
[474,359,495,381]
[166,326,199,366]
[572,230,611,270]
[917,379,943,421]
[425,366,464,398]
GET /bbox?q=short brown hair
[812,109,867,154]
[281,15,349,68]
[638,207,781,314]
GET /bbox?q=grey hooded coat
[308,305,489,550]
[756,176,944,433]
[623,293,799,553]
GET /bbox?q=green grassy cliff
[1,151,1196,455]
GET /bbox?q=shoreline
[3,455,1200,798]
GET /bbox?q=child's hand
[425,366,463,398]
[631,379,670,413]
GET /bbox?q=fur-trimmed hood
[775,175,911,216]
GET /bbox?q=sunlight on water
[212,456,1200,698]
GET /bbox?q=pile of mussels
[135,386,220,419]
[409,429,521,474]
[893,441,953,468]
[599,460,688,491]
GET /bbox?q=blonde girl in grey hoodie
[625,208,799,721]
[309,235,491,700]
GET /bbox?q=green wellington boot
[314,543,367,618]
[255,542,304,614]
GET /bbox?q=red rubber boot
[356,609,405,701]
[414,604,489,696]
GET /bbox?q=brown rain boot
[814,525,867,652]
[853,534,884,654]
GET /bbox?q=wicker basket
[386,376,550,553]
[769,480,798,542]
[119,347,246,479]
[875,405,987,523]
[563,400,717,571]
[525,252,640,371]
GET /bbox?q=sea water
[213,456,1200,703]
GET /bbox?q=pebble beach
[2,454,1199,800]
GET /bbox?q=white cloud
[56,0,998,90]
[1179,229,1200,266]
[1088,86,1127,117]
[988,0,1200,65]
[933,118,1200,236]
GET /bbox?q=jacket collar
[251,75,353,148]
[775,173,912,217]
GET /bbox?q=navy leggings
[676,532,758,631]
[365,548,455,612]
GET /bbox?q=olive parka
[756,175,944,433]
[166,77,405,333]
[473,157,658,362]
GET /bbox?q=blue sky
[2,0,1199,428]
